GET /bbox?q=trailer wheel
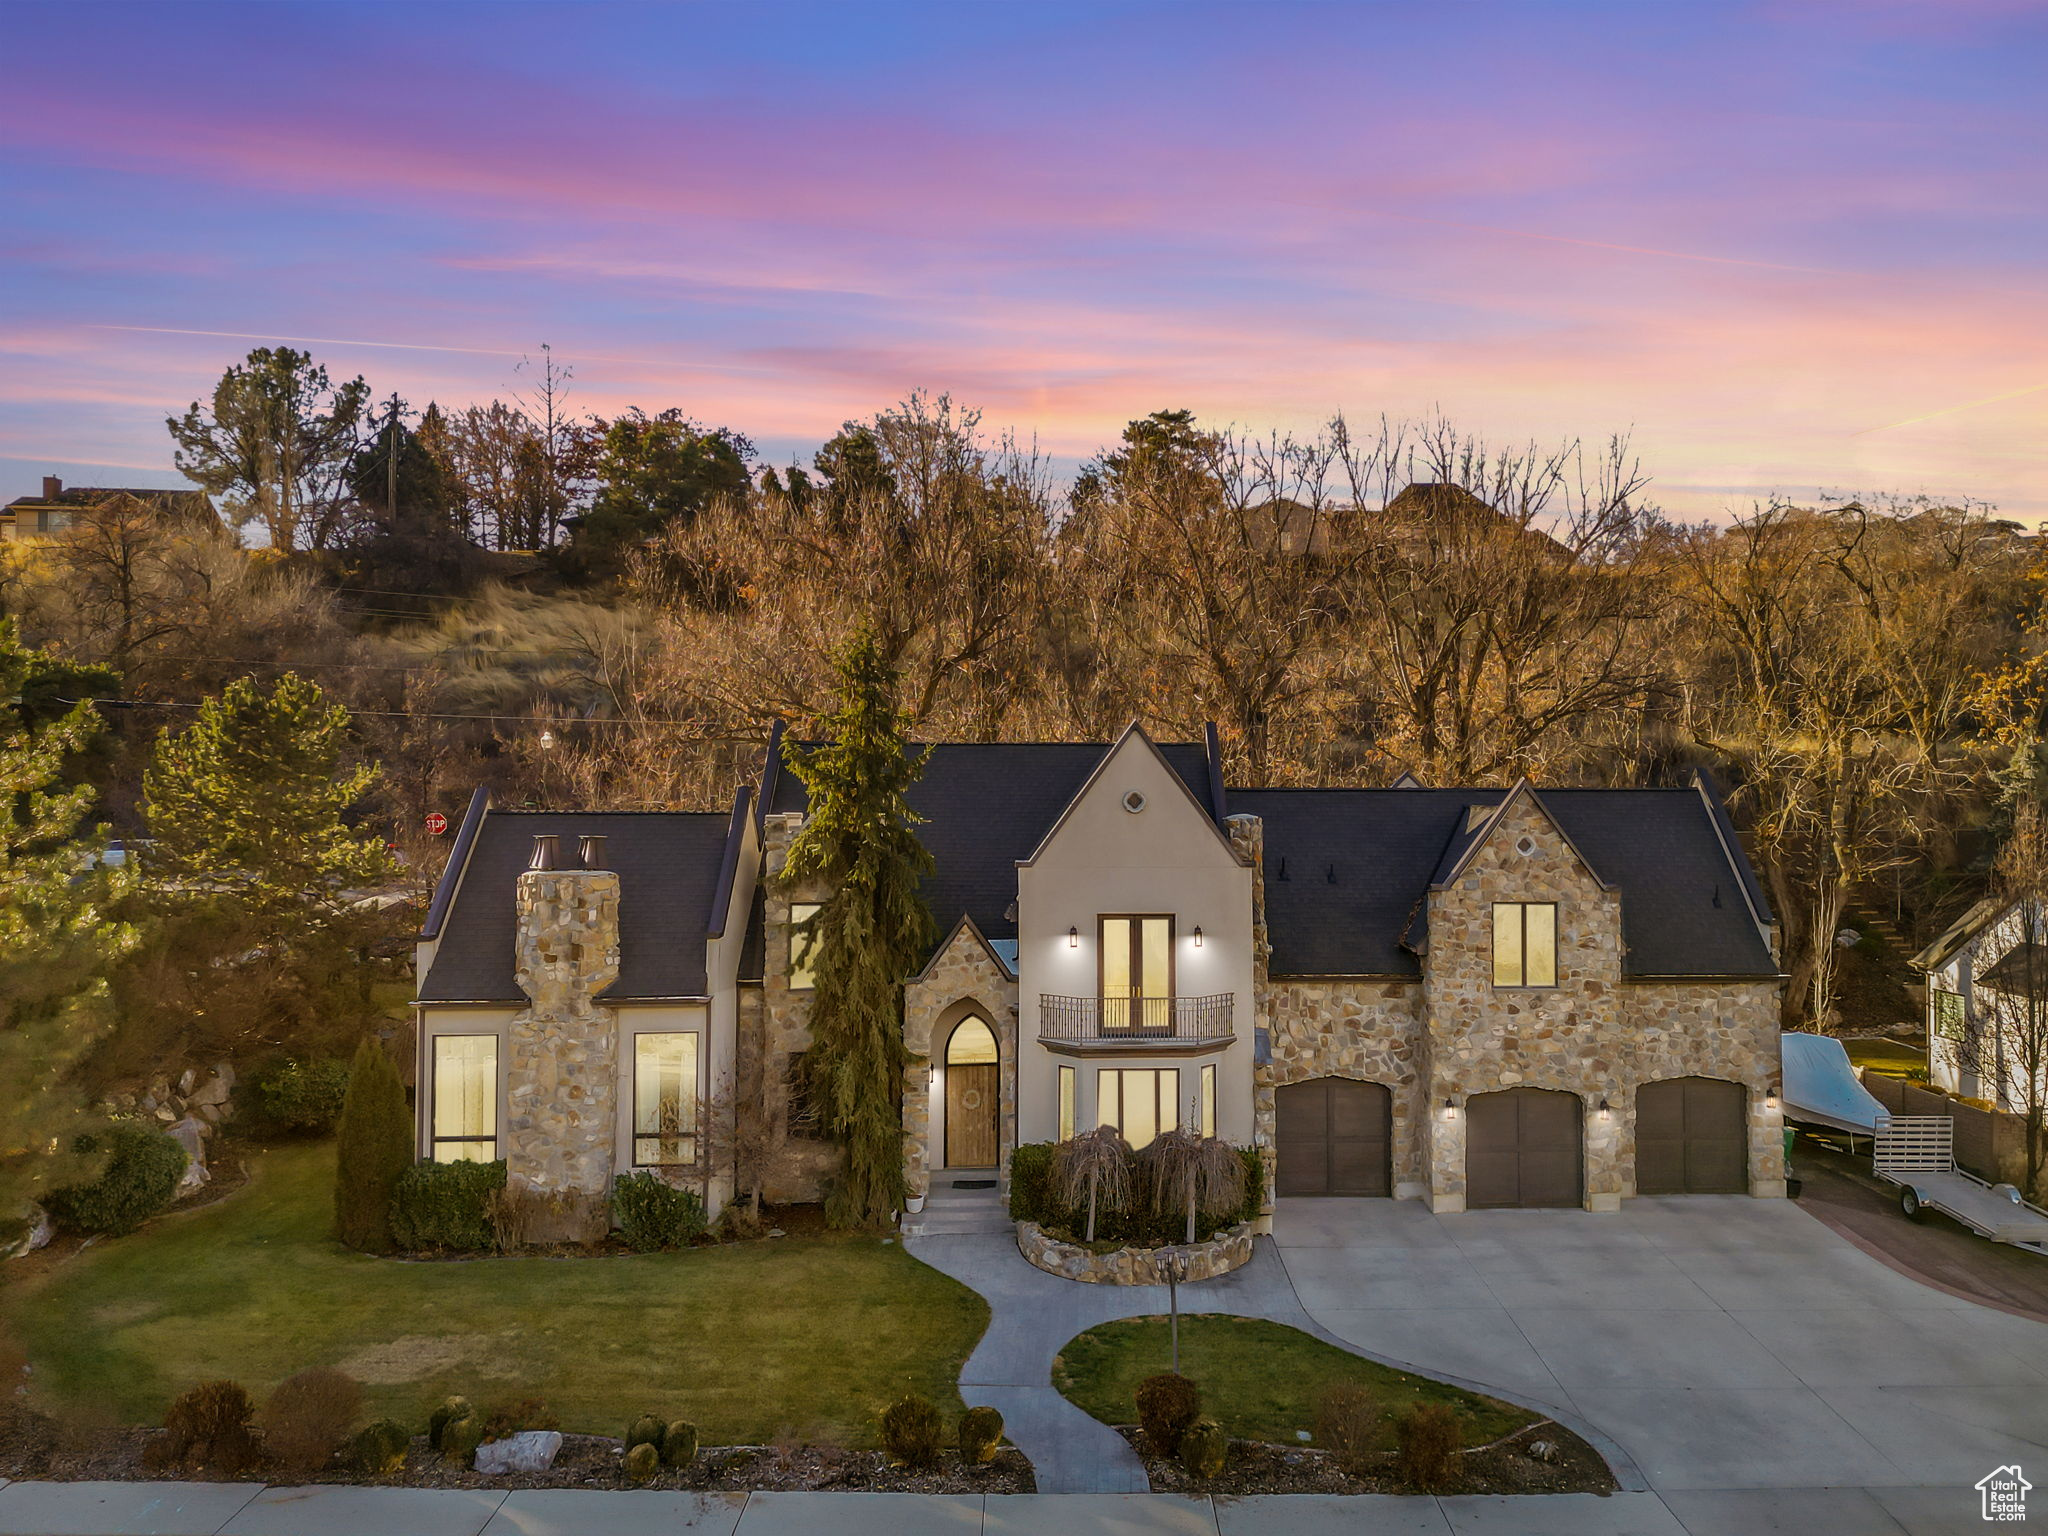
[1900,1187,1926,1222]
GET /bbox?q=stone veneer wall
[903,927,1019,1198]
[505,869,620,1199]
[1015,1220,1254,1284]
[1224,814,1277,1215]
[1621,980,1786,1197]
[1258,980,1428,1196]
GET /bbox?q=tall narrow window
[432,1035,498,1163]
[1097,1068,1179,1147]
[1100,915,1173,1031]
[1058,1066,1076,1141]
[633,1032,699,1166]
[1491,902,1557,987]
[1932,989,1966,1042]
[1200,1063,1216,1139]
[789,902,822,991]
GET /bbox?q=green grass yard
[1054,1314,1535,1450]
[1,1141,987,1446]
[1843,1035,1929,1081]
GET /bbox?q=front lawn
[1,1141,987,1446]
[1843,1035,1929,1081]
[1054,1314,1533,1449]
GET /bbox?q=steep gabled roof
[1018,722,1240,867]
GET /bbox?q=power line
[65,697,750,731]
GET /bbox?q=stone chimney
[41,476,61,501]
[505,837,621,1223]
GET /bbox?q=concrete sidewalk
[11,1482,1997,1536]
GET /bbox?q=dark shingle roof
[768,741,1214,947]
[1233,786,1777,979]
[418,810,735,1002]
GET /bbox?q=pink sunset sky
[2,0,2043,520]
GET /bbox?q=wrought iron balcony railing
[1037,992,1235,1048]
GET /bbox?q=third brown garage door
[1275,1078,1391,1196]
[1466,1088,1583,1208]
[1636,1077,1747,1193]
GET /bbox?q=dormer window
[1492,902,1557,988]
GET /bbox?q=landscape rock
[168,1117,210,1195]
[211,1061,237,1090]
[177,1069,197,1096]
[1,1204,53,1261]
[474,1430,563,1474]
[154,1106,177,1123]
[190,1074,231,1108]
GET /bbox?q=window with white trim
[633,1032,699,1166]
[432,1035,498,1163]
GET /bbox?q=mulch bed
[0,1414,1034,1493]
[1118,1419,1616,1496]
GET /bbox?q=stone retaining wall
[1015,1220,1254,1284]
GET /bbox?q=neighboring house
[1914,895,2048,1111]
[1,476,216,541]
[414,723,1787,1220]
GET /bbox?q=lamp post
[1158,1247,1192,1374]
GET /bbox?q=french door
[1100,915,1173,1033]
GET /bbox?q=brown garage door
[1636,1077,1747,1194]
[1466,1088,1582,1208]
[1275,1078,1391,1196]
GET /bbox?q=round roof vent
[1122,789,1147,814]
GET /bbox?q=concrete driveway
[1277,1193,2048,1530]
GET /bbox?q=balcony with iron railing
[1037,992,1236,1054]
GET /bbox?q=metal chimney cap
[577,834,609,871]
[528,834,560,871]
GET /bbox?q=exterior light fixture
[1193,925,1204,948]
[1597,1098,1612,1121]
[1068,926,1079,949]
[1764,1093,1780,1113]
[1443,1098,1458,1122]
[538,728,558,750]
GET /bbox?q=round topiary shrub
[258,1058,352,1133]
[1179,1417,1228,1480]
[428,1396,474,1451]
[1135,1372,1202,1457]
[880,1392,945,1470]
[957,1404,1004,1465]
[441,1414,484,1466]
[626,1412,666,1453]
[345,1418,411,1474]
[660,1420,699,1468]
[624,1441,660,1484]
[259,1367,364,1473]
[46,1124,187,1236]
[160,1380,259,1473]
[612,1173,707,1252]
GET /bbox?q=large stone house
[413,724,1787,1221]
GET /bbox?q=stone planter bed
[1016,1221,1253,1284]
[0,1418,1035,1495]
[1118,1419,1614,1497]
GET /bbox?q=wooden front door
[1275,1078,1392,1196]
[1466,1088,1583,1208]
[1636,1077,1746,1194]
[944,1016,999,1167]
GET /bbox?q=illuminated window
[1492,902,1557,987]
[789,902,822,991]
[1200,1063,1216,1139]
[432,1035,498,1163]
[1100,915,1173,1030]
[633,1032,699,1166]
[1058,1066,1075,1141]
[1097,1067,1180,1148]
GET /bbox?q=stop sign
[424,812,449,836]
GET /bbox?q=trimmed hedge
[46,1124,188,1236]
[258,1057,351,1133]
[1006,1140,1262,1248]
[390,1158,506,1253]
[612,1172,707,1252]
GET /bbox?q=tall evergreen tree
[784,627,936,1227]
[333,1035,413,1253]
[0,622,139,1222]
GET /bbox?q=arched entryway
[942,1015,999,1168]
[1466,1088,1583,1208]
[1636,1077,1747,1193]
[1275,1078,1392,1196]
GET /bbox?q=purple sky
[3,1,2043,519]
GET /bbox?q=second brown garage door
[1466,1088,1582,1208]
[1636,1077,1747,1193]
[1276,1078,1391,1196]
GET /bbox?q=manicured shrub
[1314,1382,1379,1478]
[1135,1372,1202,1457]
[1007,1142,1056,1223]
[345,1418,411,1474]
[612,1172,707,1252]
[45,1124,187,1236]
[334,1037,413,1254]
[880,1392,945,1470]
[660,1420,699,1468]
[479,1397,558,1443]
[1179,1417,1228,1480]
[389,1158,506,1253]
[260,1367,363,1472]
[957,1405,1003,1465]
[1235,1146,1266,1225]
[441,1414,484,1466]
[427,1396,474,1451]
[1395,1403,1462,1491]
[259,1058,352,1133]
[624,1441,660,1484]
[161,1380,259,1473]
[626,1413,666,1453]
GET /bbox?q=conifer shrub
[957,1405,1003,1465]
[427,1396,474,1451]
[440,1413,483,1466]
[259,1367,363,1473]
[389,1159,505,1253]
[1006,1143,1056,1223]
[345,1419,411,1474]
[1135,1372,1202,1457]
[45,1124,187,1236]
[879,1392,945,1470]
[1314,1381,1380,1478]
[1178,1417,1228,1480]
[333,1037,413,1254]
[626,1413,666,1453]
[258,1058,351,1133]
[160,1380,259,1473]
[1395,1402,1462,1490]
[624,1441,660,1484]
[660,1420,699,1468]
[612,1172,707,1252]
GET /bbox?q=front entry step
[904,1176,1010,1237]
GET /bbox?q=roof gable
[1021,722,1239,868]
[1432,779,1614,894]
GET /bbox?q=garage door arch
[1275,1078,1392,1197]
[1636,1076,1747,1194]
[1466,1088,1583,1208]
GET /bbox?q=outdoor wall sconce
[538,728,558,750]
[1193,926,1204,948]
[1597,1099,1612,1121]
[1068,926,1079,949]
[1764,1093,1780,1113]
[1443,1098,1458,1122]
